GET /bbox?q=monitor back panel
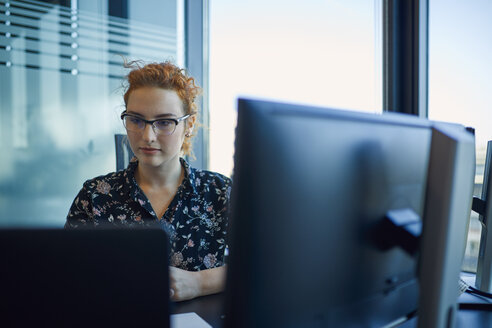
[225,98,433,327]
[0,228,170,328]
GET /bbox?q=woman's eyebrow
[125,111,144,117]
[155,113,177,119]
[125,111,176,119]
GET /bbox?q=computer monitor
[418,124,475,328]
[224,98,474,328]
[472,140,492,292]
[0,228,170,328]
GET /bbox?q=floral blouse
[65,158,232,271]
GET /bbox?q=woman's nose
[142,123,157,142]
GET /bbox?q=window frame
[184,0,209,170]
[383,0,429,118]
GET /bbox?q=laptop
[0,228,170,328]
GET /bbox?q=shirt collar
[180,157,198,195]
[125,159,141,201]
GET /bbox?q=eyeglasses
[121,113,191,136]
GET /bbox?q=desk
[171,292,492,328]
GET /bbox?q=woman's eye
[129,117,142,124]
[156,120,172,127]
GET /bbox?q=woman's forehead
[126,87,184,116]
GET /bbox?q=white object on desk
[171,312,212,328]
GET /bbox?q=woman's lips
[140,147,161,155]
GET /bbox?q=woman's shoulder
[186,167,231,208]
[81,167,131,192]
[195,168,231,183]
[190,167,232,188]
[185,166,232,202]
[181,158,231,190]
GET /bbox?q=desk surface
[171,293,225,328]
[172,292,492,328]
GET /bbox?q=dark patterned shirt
[66,158,232,271]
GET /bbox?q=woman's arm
[169,265,227,302]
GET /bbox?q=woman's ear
[186,115,196,137]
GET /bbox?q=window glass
[209,0,382,177]
[0,0,181,227]
[428,0,492,272]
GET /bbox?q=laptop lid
[0,228,170,328]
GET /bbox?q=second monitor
[225,98,474,328]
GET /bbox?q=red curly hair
[122,60,201,156]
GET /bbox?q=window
[428,0,492,271]
[209,0,382,177]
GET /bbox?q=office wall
[0,0,181,227]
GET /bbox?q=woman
[66,60,232,302]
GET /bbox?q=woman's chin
[137,153,178,168]
[138,155,164,167]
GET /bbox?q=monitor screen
[224,98,435,327]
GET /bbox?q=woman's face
[125,87,193,169]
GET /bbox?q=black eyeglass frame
[120,113,191,136]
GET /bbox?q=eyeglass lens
[123,116,176,135]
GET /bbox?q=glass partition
[0,0,181,227]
